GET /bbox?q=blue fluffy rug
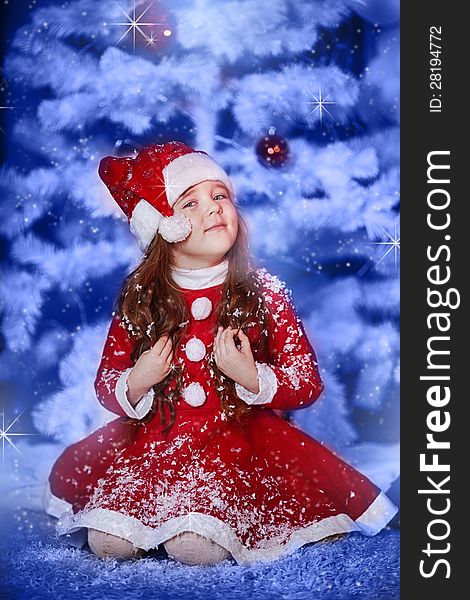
[0,508,399,600]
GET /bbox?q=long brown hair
[115,208,270,436]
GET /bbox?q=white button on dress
[185,337,206,362]
[191,297,212,320]
[183,382,206,407]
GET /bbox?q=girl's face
[170,179,239,269]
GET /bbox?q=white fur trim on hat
[129,199,164,252]
[163,152,234,207]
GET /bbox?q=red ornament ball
[256,132,290,168]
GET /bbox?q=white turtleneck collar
[171,257,229,290]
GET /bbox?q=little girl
[43,140,398,566]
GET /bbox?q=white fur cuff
[115,367,154,419]
[235,362,278,405]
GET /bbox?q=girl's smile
[205,223,226,232]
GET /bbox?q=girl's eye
[182,194,226,209]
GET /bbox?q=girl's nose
[208,201,222,215]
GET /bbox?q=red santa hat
[98,140,234,251]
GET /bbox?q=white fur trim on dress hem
[42,478,73,519]
[49,489,398,565]
[42,479,88,549]
[354,491,398,535]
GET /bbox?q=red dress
[43,267,398,564]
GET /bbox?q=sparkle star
[304,85,336,126]
[369,222,400,275]
[145,31,159,47]
[356,222,400,278]
[108,1,165,53]
[1,400,41,466]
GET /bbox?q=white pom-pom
[183,382,206,407]
[158,213,192,243]
[191,297,212,320]
[185,337,206,362]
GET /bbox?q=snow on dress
[43,266,398,565]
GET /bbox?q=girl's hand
[127,334,174,396]
[213,327,259,394]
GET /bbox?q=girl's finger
[237,329,251,352]
[214,326,223,349]
[231,328,241,352]
[216,329,226,356]
[155,334,169,350]
[218,327,228,352]
[161,338,173,360]
[221,327,236,354]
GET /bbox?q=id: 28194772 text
[429,26,443,113]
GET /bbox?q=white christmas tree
[0,0,399,509]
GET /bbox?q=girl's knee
[163,531,232,566]
[87,527,144,560]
